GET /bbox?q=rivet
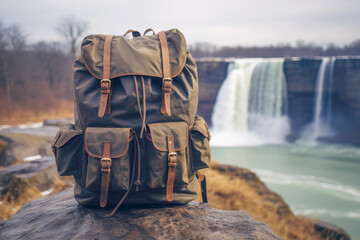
[169,141,172,144]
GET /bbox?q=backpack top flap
[81,28,187,79]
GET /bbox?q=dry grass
[0,138,6,156]
[197,162,323,240]
[0,100,73,125]
[0,177,73,220]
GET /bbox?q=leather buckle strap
[101,158,112,167]
[162,78,172,93]
[101,79,111,89]
[98,35,113,118]
[159,31,172,117]
[98,79,112,117]
[100,142,111,207]
[166,136,177,202]
[168,152,177,167]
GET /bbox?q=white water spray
[211,58,290,146]
[301,57,336,140]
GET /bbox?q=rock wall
[196,60,229,124]
[196,57,360,144]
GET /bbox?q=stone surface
[314,221,351,240]
[0,189,281,240]
[0,156,57,196]
[43,118,74,127]
[0,131,56,166]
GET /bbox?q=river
[212,142,360,239]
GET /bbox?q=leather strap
[98,35,113,117]
[100,141,111,207]
[159,31,172,117]
[143,28,155,36]
[124,30,141,38]
[196,171,208,203]
[166,135,177,202]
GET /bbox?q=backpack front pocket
[189,116,211,171]
[52,124,83,177]
[84,127,133,192]
[145,122,190,191]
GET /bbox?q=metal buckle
[101,79,111,88]
[101,157,112,166]
[162,77,172,91]
[168,152,177,161]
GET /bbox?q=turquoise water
[211,142,360,239]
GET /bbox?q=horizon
[1,0,359,47]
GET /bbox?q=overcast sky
[1,0,359,47]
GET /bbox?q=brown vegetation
[197,162,325,240]
[0,102,73,125]
[0,177,72,220]
[0,19,84,126]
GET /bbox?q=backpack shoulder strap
[159,31,172,117]
[98,35,114,117]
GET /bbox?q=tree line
[189,40,360,58]
[0,17,87,123]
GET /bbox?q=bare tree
[33,41,67,89]
[6,24,27,52]
[0,23,27,100]
[0,21,8,50]
[56,16,88,60]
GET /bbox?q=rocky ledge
[0,189,280,240]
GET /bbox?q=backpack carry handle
[143,28,155,36]
[124,30,141,38]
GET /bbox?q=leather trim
[54,131,82,148]
[190,128,209,138]
[84,128,132,158]
[51,131,60,149]
[147,122,188,152]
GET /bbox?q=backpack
[51,29,211,215]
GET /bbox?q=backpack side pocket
[51,124,83,177]
[189,116,211,171]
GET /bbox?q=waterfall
[302,57,336,140]
[211,58,290,146]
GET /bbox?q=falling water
[211,58,290,146]
[302,57,336,140]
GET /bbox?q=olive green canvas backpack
[51,28,211,216]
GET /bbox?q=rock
[314,221,351,240]
[0,132,54,166]
[0,156,57,198]
[0,189,281,240]
[43,118,74,127]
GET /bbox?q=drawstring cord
[106,130,139,217]
[140,76,146,139]
[133,76,147,139]
[132,76,146,190]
